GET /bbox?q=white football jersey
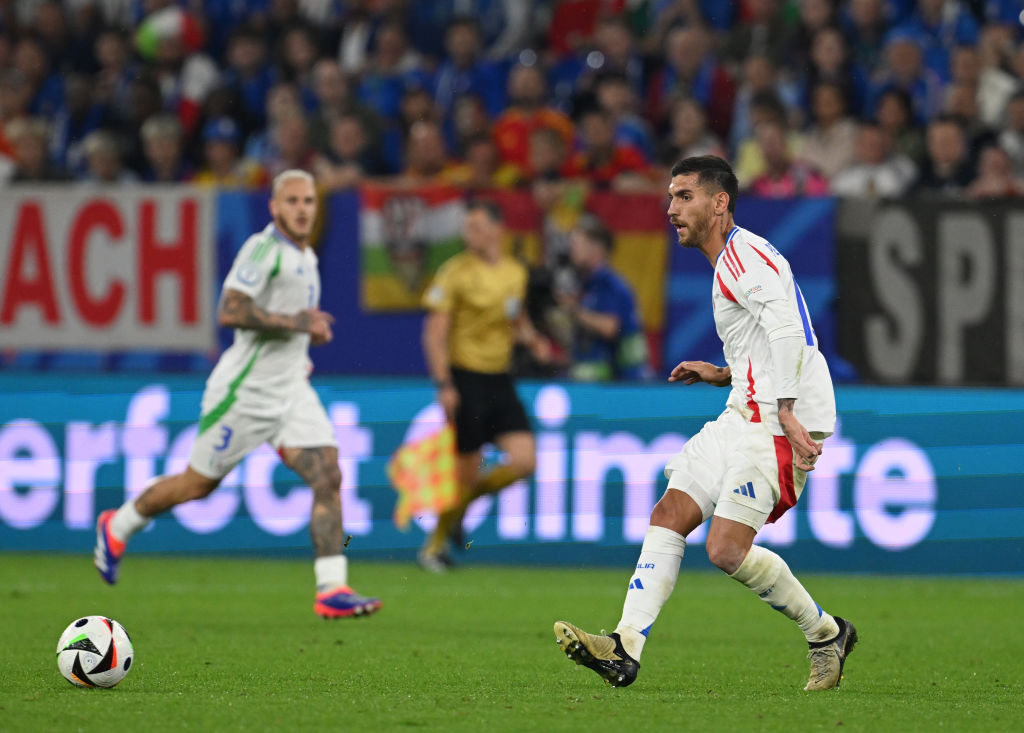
[201,224,321,419]
[712,225,836,436]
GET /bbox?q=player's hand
[668,360,731,387]
[301,308,335,345]
[438,384,459,423]
[778,410,822,472]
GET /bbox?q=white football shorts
[189,380,337,479]
[664,407,827,531]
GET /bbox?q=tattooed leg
[282,446,343,558]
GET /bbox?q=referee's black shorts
[450,366,532,454]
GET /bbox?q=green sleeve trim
[198,344,264,435]
[269,249,282,280]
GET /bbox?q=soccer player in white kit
[94,170,381,619]
[554,156,856,690]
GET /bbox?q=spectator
[865,29,944,125]
[407,0,535,63]
[874,86,926,166]
[789,0,839,72]
[965,145,1024,200]
[912,115,975,196]
[549,15,645,111]
[244,81,302,163]
[398,119,453,185]
[79,129,137,184]
[492,62,574,172]
[221,26,277,133]
[432,16,506,120]
[898,0,979,82]
[593,71,654,161]
[356,20,423,121]
[50,72,110,176]
[943,80,996,157]
[747,118,829,197]
[645,24,735,138]
[277,24,321,109]
[721,0,794,69]
[441,134,519,189]
[307,58,379,154]
[527,125,580,183]
[0,69,32,152]
[194,117,266,187]
[93,28,136,113]
[976,25,1019,128]
[799,26,869,120]
[569,107,650,190]
[656,95,727,169]
[830,121,916,197]
[729,54,801,153]
[262,106,316,178]
[6,117,67,182]
[560,215,649,382]
[140,113,192,182]
[447,93,491,157]
[12,34,63,118]
[840,0,888,73]
[800,82,859,181]
[733,90,804,189]
[313,112,388,190]
[999,92,1024,179]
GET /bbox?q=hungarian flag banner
[359,185,667,326]
[387,426,457,530]
[360,184,466,310]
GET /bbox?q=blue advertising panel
[2,375,1021,575]
[664,197,853,379]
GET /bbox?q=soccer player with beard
[94,170,381,619]
[554,156,857,690]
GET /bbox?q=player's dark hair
[670,156,739,214]
[466,198,504,223]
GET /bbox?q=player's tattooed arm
[777,397,796,415]
[218,289,313,334]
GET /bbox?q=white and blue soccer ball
[56,616,135,688]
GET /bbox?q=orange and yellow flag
[387,426,457,530]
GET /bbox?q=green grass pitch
[2,553,1022,732]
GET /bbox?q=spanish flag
[387,426,457,530]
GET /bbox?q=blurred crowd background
[1,0,1023,200]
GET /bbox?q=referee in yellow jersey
[419,199,546,571]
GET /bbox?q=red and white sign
[0,187,216,350]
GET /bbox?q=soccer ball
[56,616,135,688]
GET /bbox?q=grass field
[2,554,1022,732]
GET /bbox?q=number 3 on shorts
[214,425,233,451]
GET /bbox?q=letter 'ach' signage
[0,188,216,351]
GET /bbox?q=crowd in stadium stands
[1,0,1023,200]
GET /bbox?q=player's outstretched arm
[668,360,731,386]
[219,289,333,343]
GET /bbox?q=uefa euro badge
[505,296,521,319]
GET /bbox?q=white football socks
[110,500,151,542]
[730,544,839,643]
[614,525,686,661]
[314,555,349,592]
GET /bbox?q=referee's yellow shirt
[422,251,528,374]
